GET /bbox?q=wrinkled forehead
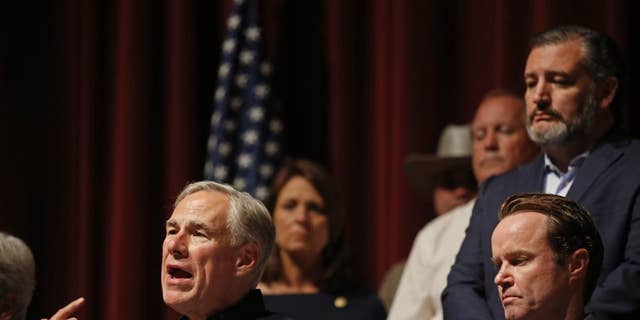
[170,191,230,226]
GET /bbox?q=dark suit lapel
[527,156,547,192]
[566,137,625,202]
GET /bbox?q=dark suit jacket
[442,130,640,320]
[263,289,387,320]
[178,289,295,320]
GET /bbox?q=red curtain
[0,0,635,318]
[1,0,221,318]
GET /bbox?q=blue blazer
[443,130,640,320]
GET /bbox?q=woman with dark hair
[258,159,386,320]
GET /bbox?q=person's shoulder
[445,198,476,218]
[600,128,640,152]
[496,156,542,181]
[594,131,640,167]
[264,289,386,319]
[330,284,385,307]
[418,199,475,237]
[480,155,543,192]
[621,137,640,154]
[340,288,387,318]
[338,283,381,298]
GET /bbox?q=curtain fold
[0,0,635,318]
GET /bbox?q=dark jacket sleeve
[441,183,494,320]
[587,182,640,319]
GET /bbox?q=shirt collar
[544,151,589,175]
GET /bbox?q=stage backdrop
[0,0,636,318]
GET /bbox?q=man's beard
[526,92,597,146]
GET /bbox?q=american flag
[204,0,283,201]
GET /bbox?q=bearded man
[443,25,640,320]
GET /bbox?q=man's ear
[568,248,590,281]
[235,242,259,276]
[597,77,618,110]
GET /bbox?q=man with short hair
[387,89,538,320]
[0,232,35,320]
[161,181,291,320]
[491,193,603,320]
[444,25,640,319]
[0,232,83,320]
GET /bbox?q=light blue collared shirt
[543,151,589,196]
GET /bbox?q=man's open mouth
[168,267,193,279]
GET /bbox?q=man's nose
[166,233,188,259]
[532,82,551,109]
[483,130,498,150]
[494,265,514,289]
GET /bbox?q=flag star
[215,88,226,102]
[255,186,269,200]
[204,161,214,177]
[227,15,241,29]
[249,107,264,122]
[269,119,283,133]
[230,98,243,111]
[265,141,279,156]
[259,164,273,177]
[260,62,273,76]
[214,165,229,180]
[235,74,248,88]
[207,136,217,151]
[210,111,221,126]
[218,63,231,78]
[243,130,259,145]
[254,84,269,98]
[224,120,236,132]
[233,177,247,191]
[245,26,261,41]
[238,153,253,168]
[219,142,232,156]
[222,39,236,54]
[240,50,255,65]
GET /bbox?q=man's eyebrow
[524,70,572,78]
[187,220,214,234]
[165,219,178,228]
[164,219,217,235]
[505,250,533,258]
[490,250,533,265]
[547,70,573,78]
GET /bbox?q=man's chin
[527,125,569,145]
[163,288,195,307]
[504,306,527,320]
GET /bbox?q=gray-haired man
[161,181,292,320]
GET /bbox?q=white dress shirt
[387,199,476,320]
